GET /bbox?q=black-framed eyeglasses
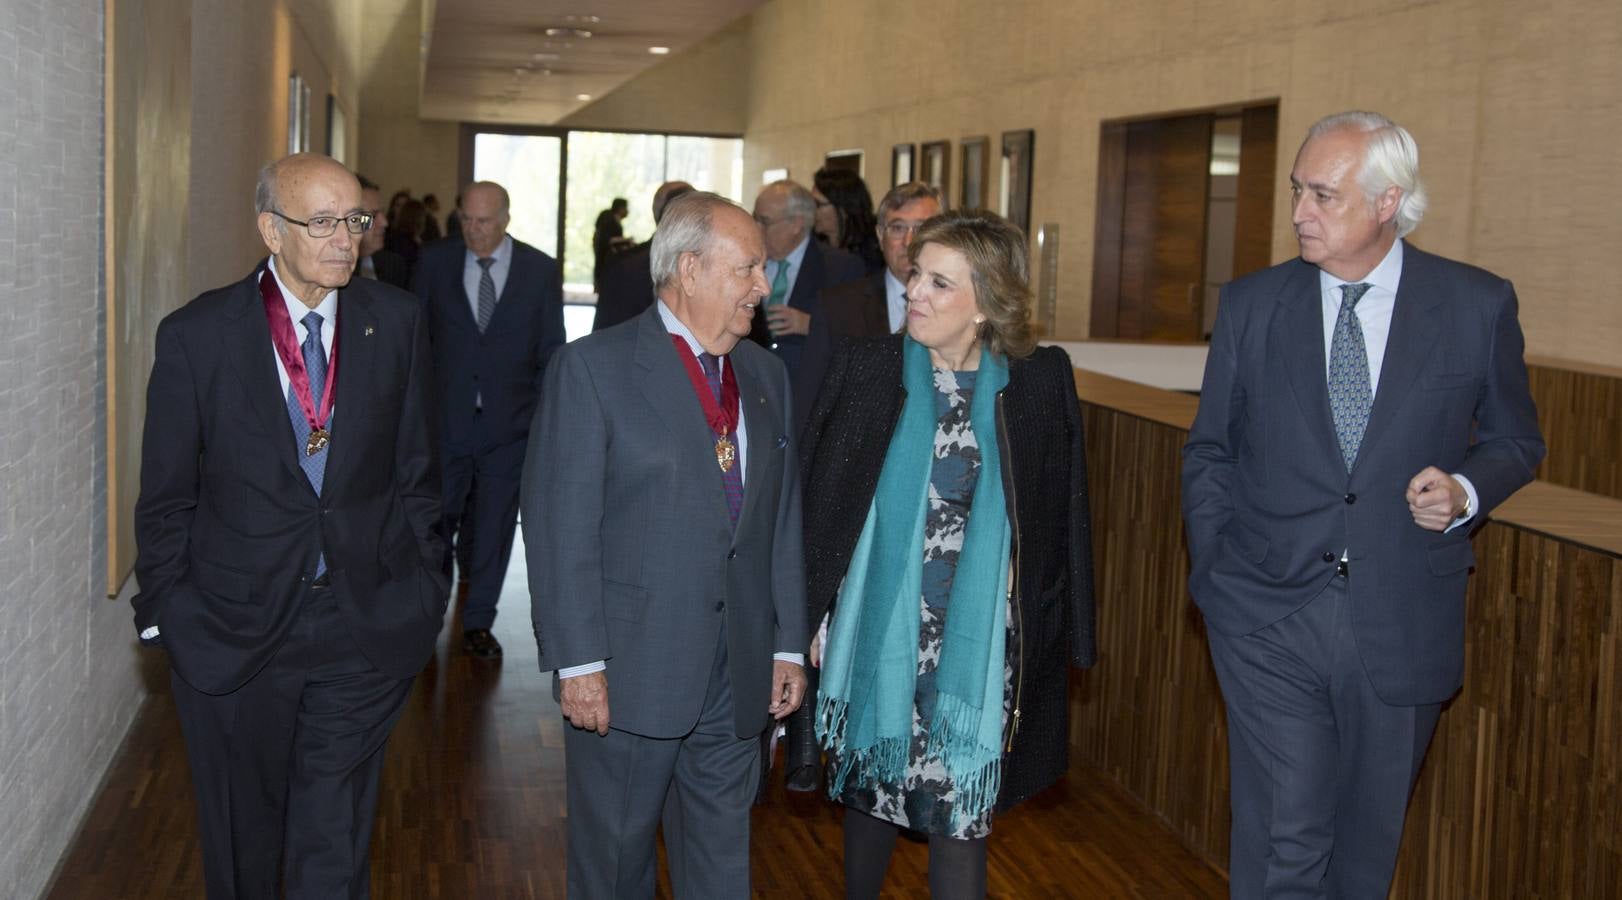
[271,210,374,237]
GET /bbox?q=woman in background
[813,167,884,274]
[802,210,1097,899]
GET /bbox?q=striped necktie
[697,352,745,525]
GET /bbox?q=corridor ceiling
[420,0,764,124]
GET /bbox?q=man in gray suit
[1182,111,1544,898]
[523,191,809,898]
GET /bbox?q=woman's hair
[813,167,882,271]
[908,209,1037,359]
[394,199,427,241]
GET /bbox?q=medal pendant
[306,428,330,457]
[715,436,736,473]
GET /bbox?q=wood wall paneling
[1526,361,1622,501]
[1231,104,1278,281]
[1089,121,1128,339]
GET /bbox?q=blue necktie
[1328,282,1373,471]
[286,310,329,575]
[698,352,745,525]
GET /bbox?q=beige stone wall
[736,0,1622,366]
[559,19,750,136]
[356,0,460,217]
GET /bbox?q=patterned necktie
[286,310,329,575]
[1328,282,1373,471]
[475,257,497,332]
[698,352,745,525]
[767,260,789,308]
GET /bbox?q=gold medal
[715,433,736,473]
[306,428,330,457]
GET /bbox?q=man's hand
[1406,466,1469,532]
[768,660,807,719]
[766,306,810,337]
[560,671,611,735]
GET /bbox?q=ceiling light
[648,46,670,55]
[563,14,601,24]
[532,52,560,62]
[576,93,592,102]
[546,27,593,39]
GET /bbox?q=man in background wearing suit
[792,180,942,431]
[591,180,693,333]
[355,175,411,290]
[1182,111,1544,899]
[414,181,565,659]
[133,153,447,897]
[748,179,864,395]
[524,192,808,898]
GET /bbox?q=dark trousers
[563,632,760,899]
[440,414,526,631]
[1207,575,1442,900]
[169,588,415,900]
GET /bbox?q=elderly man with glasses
[133,152,448,898]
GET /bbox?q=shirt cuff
[773,652,805,666]
[558,661,606,678]
[1444,474,1480,533]
[140,626,160,641]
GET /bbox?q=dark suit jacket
[1182,243,1545,705]
[591,242,653,333]
[748,238,864,382]
[132,265,448,695]
[359,249,411,291]
[413,238,566,454]
[800,335,1096,811]
[793,271,892,431]
[524,306,808,739]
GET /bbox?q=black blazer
[1183,244,1544,704]
[793,271,891,432]
[748,238,865,381]
[591,242,653,333]
[133,265,448,695]
[801,335,1096,810]
[413,237,566,453]
[358,248,411,291]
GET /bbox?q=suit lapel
[324,282,377,489]
[1356,245,1441,470]
[861,273,890,335]
[732,352,773,531]
[789,240,821,310]
[632,309,734,525]
[225,267,307,489]
[1275,262,1342,462]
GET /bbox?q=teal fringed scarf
[816,337,1012,828]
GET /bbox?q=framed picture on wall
[325,94,347,165]
[960,136,990,209]
[824,149,863,175]
[921,140,950,204]
[892,143,916,186]
[1000,129,1034,234]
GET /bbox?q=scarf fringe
[817,693,909,798]
[923,690,1004,822]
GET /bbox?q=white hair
[649,191,743,291]
[765,179,816,226]
[1307,111,1427,238]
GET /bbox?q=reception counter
[1067,367,1621,898]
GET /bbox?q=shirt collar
[267,256,337,331]
[884,268,907,301]
[658,299,711,363]
[776,233,811,274]
[465,234,513,267]
[1318,237,1404,298]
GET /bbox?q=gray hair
[768,179,817,225]
[650,191,745,290]
[1307,111,1427,238]
[254,160,279,216]
[876,181,943,221]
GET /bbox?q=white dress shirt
[884,269,908,333]
[1318,239,1476,532]
[462,234,513,320]
[559,301,803,678]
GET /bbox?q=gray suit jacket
[523,305,808,739]
[1182,243,1544,705]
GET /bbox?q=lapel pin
[364,325,374,336]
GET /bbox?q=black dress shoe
[463,628,503,658]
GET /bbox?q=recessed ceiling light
[564,14,601,24]
[648,46,670,55]
[546,27,593,39]
[576,93,592,102]
[532,52,560,62]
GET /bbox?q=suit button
[727,550,737,560]
[1322,551,1336,563]
[715,601,724,612]
[1344,493,1357,504]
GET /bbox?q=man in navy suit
[413,181,565,658]
[1182,111,1544,898]
[748,179,864,399]
[134,154,446,897]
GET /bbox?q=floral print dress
[832,368,1014,839]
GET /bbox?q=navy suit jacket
[413,238,565,453]
[132,265,448,695]
[1182,243,1544,705]
[524,306,808,739]
[748,238,864,382]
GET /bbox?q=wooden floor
[47,541,1226,899]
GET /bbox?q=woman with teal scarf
[802,210,1097,899]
